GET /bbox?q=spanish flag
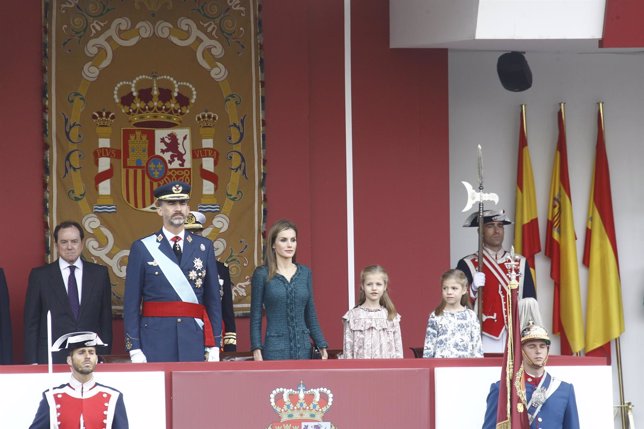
[513,105,541,283]
[545,104,584,354]
[583,103,624,357]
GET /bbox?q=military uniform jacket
[30,378,128,429]
[217,261,237,352]
[483,371,580,429]
[457,249,536,339]
[124,230,222,362]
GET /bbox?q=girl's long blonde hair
[433,269,471,316]
[357,265,398,321]
[264,219,298,280]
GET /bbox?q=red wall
[253,0,450,354]
[601,0,644,47]
[1,1,46,363]
[1,0,449,362]
[351,0,450,354]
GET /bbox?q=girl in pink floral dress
[341,265,403,359]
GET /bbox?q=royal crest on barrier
[267,382,336,429]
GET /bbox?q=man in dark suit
[124,181,222,362]
[24,221,113,364]
[0,268,11,364]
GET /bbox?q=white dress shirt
[58,257,83,303]
[162,227,185,252]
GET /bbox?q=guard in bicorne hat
[456,209,537,353]
[29,332,129,429]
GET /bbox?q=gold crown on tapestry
[113,73,196,128]
[269,381,334,422]
[195,111,219,128]
[91,109,116,127]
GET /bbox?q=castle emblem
[267,381,336,429]
[114,74,196,211]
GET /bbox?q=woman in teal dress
[250,219,328,360]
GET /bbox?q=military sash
[141,235,204,329]
[526,372,560,425]
[463,249,527,338]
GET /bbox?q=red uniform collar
[523,371,543,386]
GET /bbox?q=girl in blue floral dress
[423,269,483,358]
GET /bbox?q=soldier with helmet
[482,322,580,429]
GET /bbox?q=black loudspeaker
[497,52,532,92]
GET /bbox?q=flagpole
[596,102,628,429]
[47,310,52,376]
[614,337,628,429]
[477,144,484,323]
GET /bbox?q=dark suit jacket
[24,260,113,364]
[0,268,11,364]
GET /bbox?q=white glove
[129,349,147,363]
[205,346,220,362]
[472,272,486,292]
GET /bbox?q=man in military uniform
[456,210,536,353]
[123,181,222,362]
[184,211,237,352]
[30,332,129,429]
[483,323,580,429]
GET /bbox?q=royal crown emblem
[267,381,336,429]
[114,73,195,211]
[113,73,196,128]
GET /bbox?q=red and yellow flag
[583,103,624,356]
[514,105,541,282]
[545,104,584,354]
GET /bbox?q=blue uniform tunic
[483,371,580,429]
[124,230,222,362]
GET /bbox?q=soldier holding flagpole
[483,320,580,428]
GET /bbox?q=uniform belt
[142,301,215,347]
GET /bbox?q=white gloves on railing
[129,349,147,363]
[205,346,220,362]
